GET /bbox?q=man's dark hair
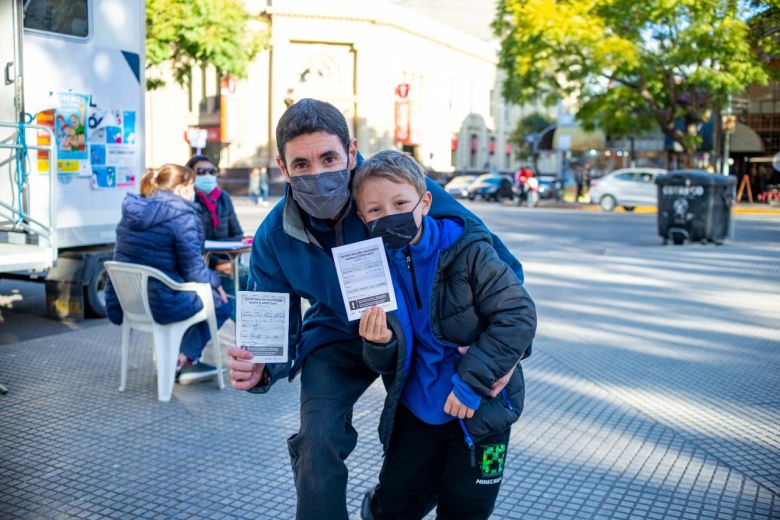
[185,154,214,170]
[276,98,350,165]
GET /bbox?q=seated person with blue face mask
[186,155,246,308]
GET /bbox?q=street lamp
[721,93,736,176]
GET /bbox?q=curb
[733,207,780,215]
[537,204,780,216]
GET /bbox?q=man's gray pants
[287,339,379,520]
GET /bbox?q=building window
[760,100,775,114]
[196,66,220,114]
[24,0,89,38]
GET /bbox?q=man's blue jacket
[247,172,525,391]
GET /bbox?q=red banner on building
[220,76,237,144]
[395,100,411,144]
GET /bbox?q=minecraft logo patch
[480,443,506,478]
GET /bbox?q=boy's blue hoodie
[388,216,481,425]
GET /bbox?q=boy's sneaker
[176,362,219,384]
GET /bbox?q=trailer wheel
[85,260,109,318]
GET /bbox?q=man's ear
[347,138,358,170]
[276,156,290,181]
[421,191,433,216]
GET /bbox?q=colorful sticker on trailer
[91,166,117,189]
[55,93,89,161]
[87,105,138,189]
[106,145,137,187]
[35,110,54,173]
[90,144,106,165]
[123,111,136,144]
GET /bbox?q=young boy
[353,150,537,520]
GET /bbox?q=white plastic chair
[104,261,225,402]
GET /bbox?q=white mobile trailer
[0,0,145,318]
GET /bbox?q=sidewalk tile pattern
[2,212,779,519]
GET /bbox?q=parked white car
[589,168,668,212]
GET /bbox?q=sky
[389,0,499,41]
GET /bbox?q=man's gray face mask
[288,168,351,220]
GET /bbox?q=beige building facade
[145,0,523,175]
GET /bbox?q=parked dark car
[466,174,514,202]
[443,174,478,199]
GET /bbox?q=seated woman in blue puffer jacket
[105,164,232,384]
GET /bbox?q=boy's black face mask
[366,195,423,249]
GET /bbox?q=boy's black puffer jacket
[364,216,537,449]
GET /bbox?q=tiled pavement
[1,216,779,519]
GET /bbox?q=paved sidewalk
[1,213,779,519]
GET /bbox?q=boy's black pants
[371,404,511,520]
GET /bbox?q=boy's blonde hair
[353,150,427,199]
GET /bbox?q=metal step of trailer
[0,242,53,272]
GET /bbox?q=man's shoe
[358,486,375,520]
[176,362,219,384]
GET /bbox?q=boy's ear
[421,191,433,216]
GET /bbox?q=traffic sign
[185,128,208,149]
[722,115,737,134]
[395,83,409,99]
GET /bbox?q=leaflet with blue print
[332,237,398,321]
[236,291,289,364]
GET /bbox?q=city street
[1,200,779,519]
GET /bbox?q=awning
[730,122,764,153]
[747,155,778,163]
[552,125,606,152]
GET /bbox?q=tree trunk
[682,145,696,168]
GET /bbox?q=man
[228,99,527,520]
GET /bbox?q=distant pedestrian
[582,170,591,201]
[249,167,261,204]
[259,166,270,207]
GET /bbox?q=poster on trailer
[55,93,89,161]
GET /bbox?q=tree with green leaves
[510,111,555,157]
[493,0,779,166]
[146,0,268,90]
